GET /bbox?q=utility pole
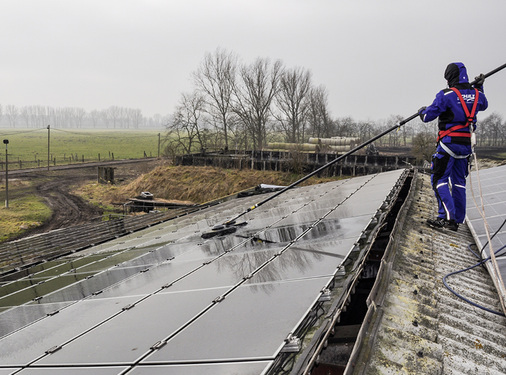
[47,125,50,171]
[158,133,161,158]
[3,139,9,209]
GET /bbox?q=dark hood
[444,62,469,87]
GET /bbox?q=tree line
[0,104,167,129]
[164,48,506,158]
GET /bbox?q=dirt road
[30,175,104,235]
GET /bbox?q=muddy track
[32,177,104,234]
[12,173,105,240]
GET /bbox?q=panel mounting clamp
[281,334,301,353]
[45,345,62,354]
[150,340,167,350]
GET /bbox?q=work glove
[474,73,485,87]
[418,106,427,121]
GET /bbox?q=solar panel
[466,163,506,312]
[0,169,407,373]
[36,288,232,366]
[0,295,141,366]
[142,279,328,364]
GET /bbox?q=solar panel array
[466,164,506,310]
[0,169,406,374]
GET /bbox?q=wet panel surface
[247,237,356,284]
[35,288,229,366]
[165,248,280,293]
[32,266,148,304]
[142,278,328,363]
[0,301,73,338]
[97,258,215,298]
[0,295,140,366]
[0,272,95,308]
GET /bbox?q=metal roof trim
[344,169,417,374]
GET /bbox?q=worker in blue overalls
[419,62,488,231]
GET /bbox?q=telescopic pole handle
[471,62,506,85]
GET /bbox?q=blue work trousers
[430,151,469,223]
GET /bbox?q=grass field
[0,128,163,169]
[0,180,52,242]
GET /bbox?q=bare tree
[233,58,283,150]
[307,86,333,138]
[73,108,86,128]
[127,108,143,129]
[274,67,312,143]
[20,106,32,127]
[89,110,102,128]
[47,107,59,128]
[106,106,122,129]
[412,130,436,162]
[61,108,77,128]
[334,117,355,137]
[5,105,18,128]
[150,114,169,129]
[194,48,238,151]
[479,112,504,146]
[357,121,374,143]
[165,91,206,155]
[386,115,404,147]
[101,109,111,128]
[34,106,48,128]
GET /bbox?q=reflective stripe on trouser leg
[451,157,469,223]
[431,152,453,220]
[436,181,450,220]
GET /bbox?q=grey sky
[1,0,505,123]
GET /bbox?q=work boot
[426,217,459,231]
[426,217,447,229]
[447,219,459,232]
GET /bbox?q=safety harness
[437,87,480,142]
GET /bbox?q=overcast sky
[1,0,505,123]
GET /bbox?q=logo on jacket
[460,94,475,103]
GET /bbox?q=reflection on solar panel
[466,164,506,314]
[0,169,407,374]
